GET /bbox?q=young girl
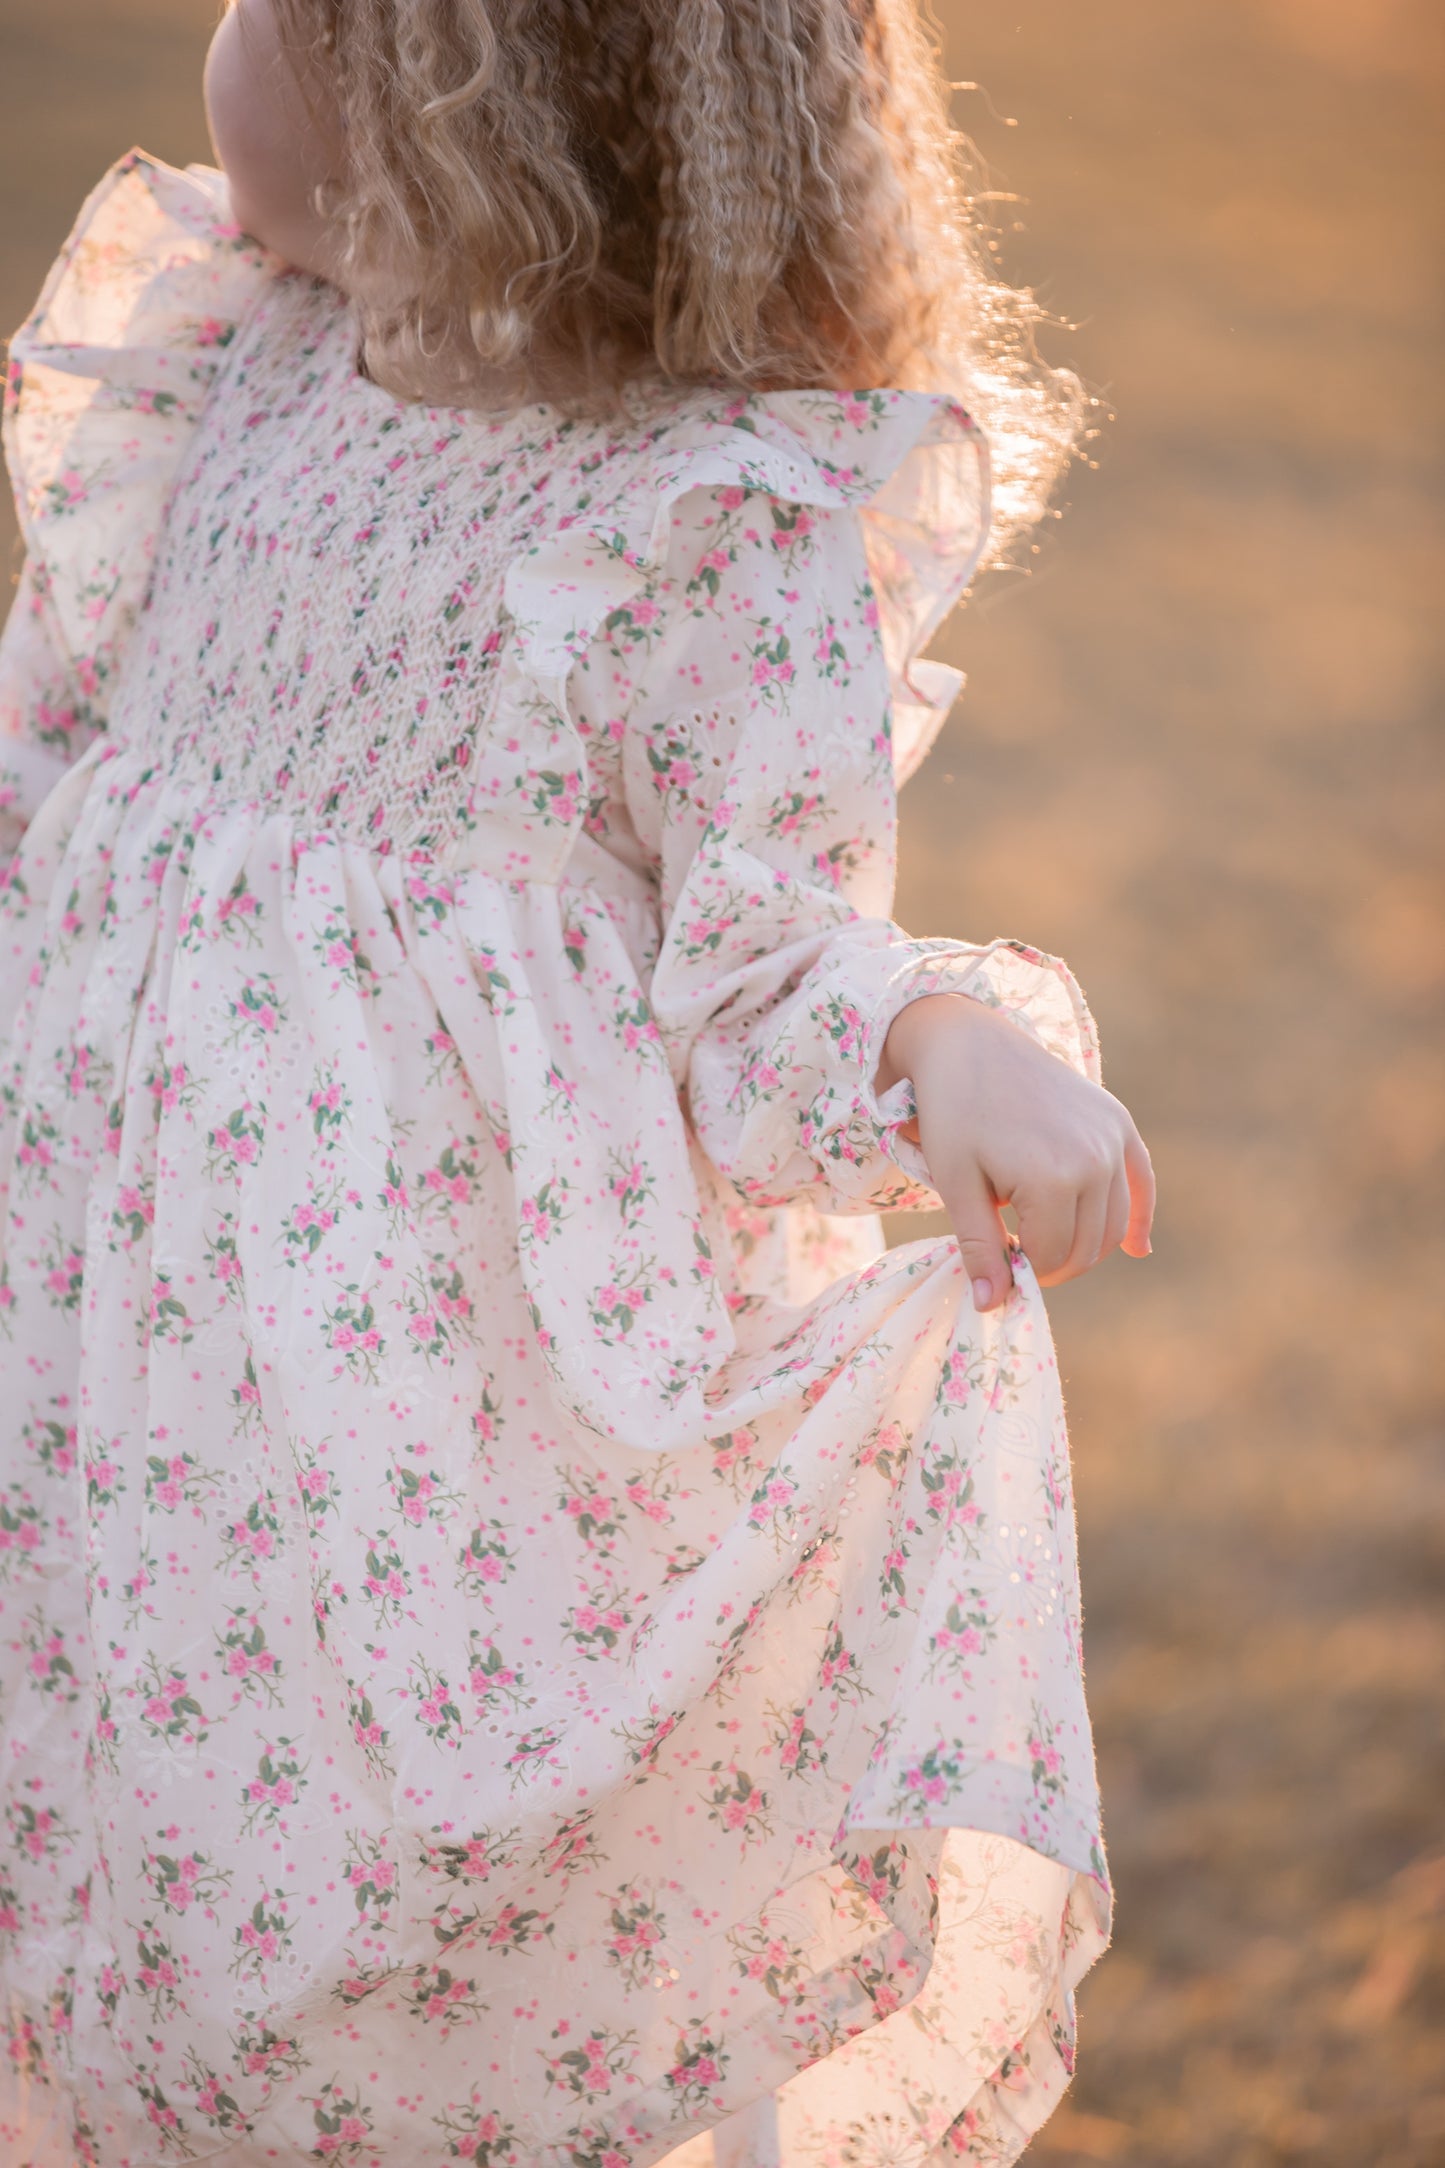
[0,1,1153,2162]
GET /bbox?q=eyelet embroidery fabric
[0,153,1110,2168]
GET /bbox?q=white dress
[0,153,1109,2168]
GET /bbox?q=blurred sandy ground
[1,2,1441,2164]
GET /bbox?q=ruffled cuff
[804,935,1102,1213]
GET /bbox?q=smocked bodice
[112,277,633,857]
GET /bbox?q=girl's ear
[203,0,346,277]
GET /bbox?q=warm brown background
[1,3,1441,2163]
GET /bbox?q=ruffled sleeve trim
[472,383,989,881]
[3,149,279,725]
[734,388,991,785]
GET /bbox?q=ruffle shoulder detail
[3,150,278,724]
[480,385,990,879]
[736,388,992,785]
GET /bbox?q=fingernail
[972,1278,993,1311]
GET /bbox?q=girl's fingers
[1015,1181,1081,1288]
[1121,1127,1156,1256]
[944,1160,1014,1313]
[1057,1175,1109,1283]
[1099,1162,1133,1265]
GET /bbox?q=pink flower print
[717,485,746,509]
[748,1474,795,1527]
[581,2037,612,2092]
[45,1250,83,1297]
[21,1809,53,1858]
[400,1472,436,1523]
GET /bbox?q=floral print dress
[0,153,1109,2168]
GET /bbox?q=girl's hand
[876,992,1155,1312]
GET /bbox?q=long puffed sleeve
[584,472,1100,1216]
[0,150,276,872]
[0,561,97,872]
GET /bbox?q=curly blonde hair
[272,0,1082,552]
